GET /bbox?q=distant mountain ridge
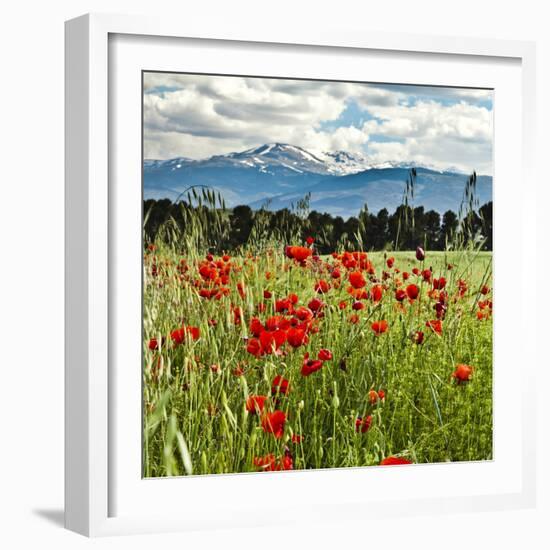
[144,143,492,218]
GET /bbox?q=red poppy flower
[254,453,293,471]
[308,298,324,312]
[246,338,263,357]
[355,415,373,433]
[271,375,290,396]
[288,246,312,262]
[368,390,379,404]
[425,319,442,335]
[413,330,424,344]
[275,298,293,313]
[422,269,432,282]
[233,306,244,325]
[198,288,212,299]
[412,267,420,276]
[352,300,365,310]
[403,271,410,280]
[199,264,215,280]
[452,363,473,382]
[287,327,308,348]
[380,456,412,466]
[236,281,246,299]
[331,268,341,279]
[314,279,330,294]
[261,410,286,438]
[249,317,264,337]
[480,284,490,295]
[435,301,447,319]
[246,395,267,414]
[395,289,407,302]
[386,257,395,268]
[349,271,366,289]
[301,353,324,376]
[263,289,272,299]
[378,389,385,400]
[291,434,303,444]
[259,329,287,354]
[264,316,283,331]
[349,313,360,324]
[170,325,200,345]
[371,320,388,335]
[433,277,446,290]
[406,284,420,300]
[294,306,313,321]
[477,309,490,320]
[318,348,333,361]
[370,285,383,302]
[357,289,369,300]
[306,236,315,245]
[148,337,161,350]
[338,300,348,309]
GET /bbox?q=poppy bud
[416,246,425,261]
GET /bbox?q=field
[143,243,493,477]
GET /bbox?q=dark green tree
[424,210,441,250]
[478,201,493,250]
[441,210,459,248]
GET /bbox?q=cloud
[143,73,493,173]
[366,100,492,141]
[363,100,493,173]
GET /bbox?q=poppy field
[143,234,493,476]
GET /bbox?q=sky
[143,72,493,175]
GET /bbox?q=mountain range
[144,143,492,218]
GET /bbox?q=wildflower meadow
[143,192,493,477]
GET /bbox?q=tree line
[144,197,492,253]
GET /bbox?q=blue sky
[143,74,493,174]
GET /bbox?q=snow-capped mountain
[318,150,374,174]
[224,143,329,174]
[144,143,492,217]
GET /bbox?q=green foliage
[143,245,493,476]
[142,173,493,476]
[144,170,492,254]
[144,197,493,254]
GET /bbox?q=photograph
[142,72,493,477]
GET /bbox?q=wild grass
[143,220,493,476]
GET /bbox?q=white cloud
[364,100,493,173]
[143,73,493,173]
[366,100,492,141]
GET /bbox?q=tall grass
[142,187,492,476]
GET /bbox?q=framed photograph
[65,13,537,536]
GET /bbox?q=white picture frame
[65,13,537,537]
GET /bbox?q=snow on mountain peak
[146,144,466,177]
[316,150,373,175]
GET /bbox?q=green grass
[143,246,492,477]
